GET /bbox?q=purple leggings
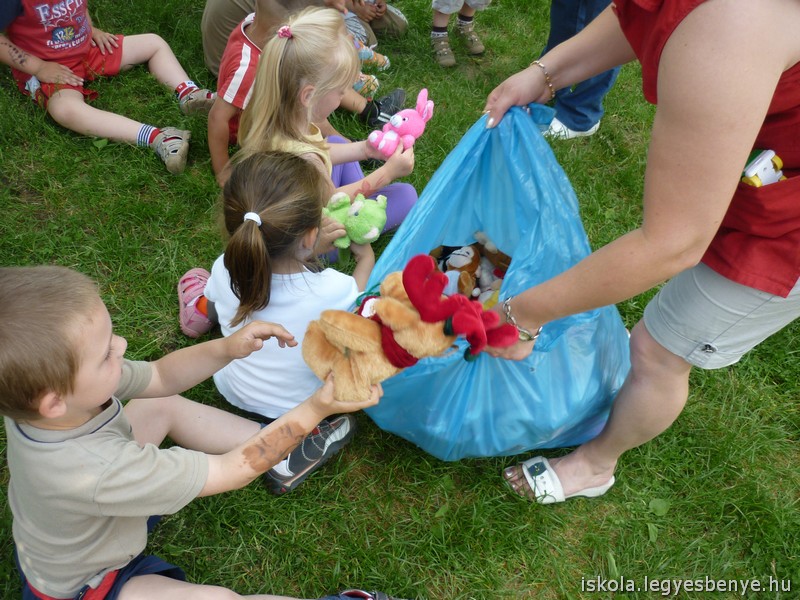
[328,135,417,231]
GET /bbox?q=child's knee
[127,32,171,59]
[46,93,85,126]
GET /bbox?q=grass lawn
[0,0,798,598]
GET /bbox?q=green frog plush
[323,192,388,249]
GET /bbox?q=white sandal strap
[520,456,565,504]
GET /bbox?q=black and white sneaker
[263,414,356,495]
[364,88,406,128]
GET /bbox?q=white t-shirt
[204,254,360,418]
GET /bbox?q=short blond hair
[0,266,99,420]
[237,6,359,161]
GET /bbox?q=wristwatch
[502,296,542,343]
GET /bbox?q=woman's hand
[485,339,535,361]
[484,299,539,361]
[484,66,548,129]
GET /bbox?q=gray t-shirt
[5,360,209,598]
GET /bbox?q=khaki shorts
[432,0,492,14]
[643,263,800,369]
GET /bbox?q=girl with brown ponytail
[177,150,375,494]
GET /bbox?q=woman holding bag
[483,0,800,503]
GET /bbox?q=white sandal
[510,456,615,504]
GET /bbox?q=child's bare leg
[46,88,190,172]
[339,87,367,114]
[46,88,142,142]
[432,9,450,28]
[121,33,214,115]
[118,573,302,599]
[458,5,476,18]
[120,33,189,88]
[125,395,261,453]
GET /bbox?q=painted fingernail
[486,117,495,129]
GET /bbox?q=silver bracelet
[502,296,542,343]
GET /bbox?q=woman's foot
[504,449,616,503]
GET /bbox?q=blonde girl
[236,6,418,250]
[177,151,375,494]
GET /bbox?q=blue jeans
[544,0,620,131]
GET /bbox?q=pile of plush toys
[430,231,512,308]
[302,254,517,402]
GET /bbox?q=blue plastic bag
[363,104,631,461]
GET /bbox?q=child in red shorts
[0,0,215,174]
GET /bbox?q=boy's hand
[35,61,83,86]
[385,144,415,179]
[91,29,119,55]
[308,375,382,421]
[225,321,297,359]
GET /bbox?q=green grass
[1,0,798,598]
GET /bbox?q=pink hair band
[277,25,292,39]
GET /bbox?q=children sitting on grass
[0,264,401,600]
[178,151,375,494]
[0,0,214,174]
[233,6,417,227]
[208,0,405,186]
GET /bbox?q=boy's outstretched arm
[199,377,382,496]
[142,321,296,398]
[0,33,83,86]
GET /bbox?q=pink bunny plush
[368,88,434,158]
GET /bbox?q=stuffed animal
[432,244,481,297]
[302,254,518,402]
[323,192,388,249]
[368,88,434,158]
[474,230,512,272]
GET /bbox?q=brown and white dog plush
[430,244,482,298]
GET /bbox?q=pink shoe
[178,268,213,338]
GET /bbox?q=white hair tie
[243,212,262,226]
